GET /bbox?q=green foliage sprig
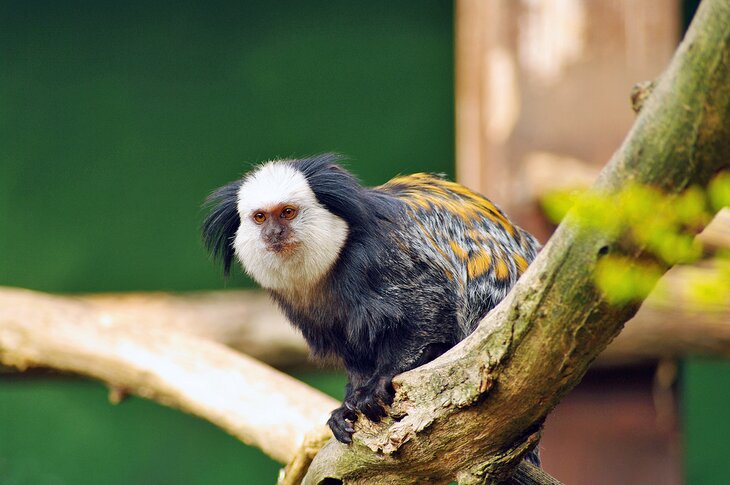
[541,172,730,306]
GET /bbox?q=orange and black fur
[203,154,540,458]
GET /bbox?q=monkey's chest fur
[270,231,468,376]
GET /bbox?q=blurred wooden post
[455,0,679,240]
[455,2,684,484]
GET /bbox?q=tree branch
[77,289,305,368]
[304,1,730,482]
[0,287,337,465]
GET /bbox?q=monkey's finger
[327,417,354,444]
[343,400,358,421]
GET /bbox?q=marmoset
[203,153,540,445]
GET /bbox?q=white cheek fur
[233,162,349,290]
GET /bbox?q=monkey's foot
[328,377,395,444]
[351,375,394,422]
[327,405,357,444]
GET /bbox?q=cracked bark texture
[304,1,730,483]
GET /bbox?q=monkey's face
[233,162,348,290]
[250,203,301,255]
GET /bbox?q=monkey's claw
[328,405,357,444]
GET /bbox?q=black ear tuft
[202,180,241,277]
[293,153,368,225]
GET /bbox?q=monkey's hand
[327,404,357,444]
[350,375,394,422]
[327,376,395,444]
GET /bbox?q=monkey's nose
[263,229,283,244]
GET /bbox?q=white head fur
[234,161,349,291]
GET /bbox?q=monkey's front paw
[352,376,394,422]
[327,405,357,444]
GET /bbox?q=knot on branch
[631,80,656,113]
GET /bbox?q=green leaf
[708,171,730,210]
[595,256,663,304]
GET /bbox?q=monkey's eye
[252,212,267,224]
[281,206,298,220]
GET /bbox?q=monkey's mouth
[266,240,300,255]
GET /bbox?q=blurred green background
[0,1,453,484]
[0,1,727,484]
[0,0,454,293]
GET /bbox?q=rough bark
[304,1,730,483]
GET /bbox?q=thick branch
[305,1,730,483]
[78,290,305,368]
[0,287,337,465]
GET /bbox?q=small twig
[506,461,564,485]
[107,385,129,405]
[278,427,333,485]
